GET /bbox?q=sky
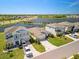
[0,0,79,14]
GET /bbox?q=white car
[24,46,33,58]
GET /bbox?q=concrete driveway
[29,44,41,57]
[24,44,41,59]
[24,40,57,59]
[65,34,79,41]
[41,40,57,52]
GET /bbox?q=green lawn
[0,32,24,59]
[48,36,73,46]
[71,54,79,59]
[32,43,45,53]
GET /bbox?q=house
[28,27,48,41]
[72,25,79,33]
[45,22,73,36]
[4,26,30,48]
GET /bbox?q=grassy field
[32,43,45,53]
[0,32,24,59]
[48,36,73,46]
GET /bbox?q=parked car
[71,34,77,38]
[24,46,33,58]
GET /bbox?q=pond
[14,18,79,28]
[14,23,44,28]
[0,18,79,32]
[31,18,79,23]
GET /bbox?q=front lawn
[0,32,24,59]
[32,43,45,53]
[0,48,24,59]
[48,36,73,46]
[71,54,79,59]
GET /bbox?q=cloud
[69,1,79,7]
[61,0,79,7]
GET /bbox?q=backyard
[48,36,73,46]
[0,32,24,59]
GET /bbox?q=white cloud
[69,1,79,7]
[61,1,79,7]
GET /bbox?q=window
[6,33,13,39]
[16,35,17,38]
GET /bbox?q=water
[15,18,79,28]
[31,18,79,23]
[15,23,43,28]
[1,18,79,32]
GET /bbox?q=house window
[16,35,17,38]
[14,34,18,40]
[15,41,19,45]
[6,33,13,39]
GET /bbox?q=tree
[36,39,41,44]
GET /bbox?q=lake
[14,18,79,28]
[31,18,79,23]
[0,18,79,32]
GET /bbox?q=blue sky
[0,0,79,14]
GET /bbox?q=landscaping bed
[32,43,45,53]
[48,36,73,46]
[30,35,46,53]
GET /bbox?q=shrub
[35,40,41,44]
[29,36,35,43]
[9,53,14,57]
[48,34,54,38]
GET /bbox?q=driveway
[24,40,57,59]
[65,34,79,41]
[41,40,57,52]
[24,55,31,59]
[29,44,41,57]
[24,42,41,59]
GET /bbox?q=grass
[0,48,24,59]
[32,43,45,53]
[48,36,73,46]
[71,54,79,59]
[0,32,24,59]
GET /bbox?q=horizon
[0,0,79,14]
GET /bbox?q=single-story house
[4,26,30,48]
[28,27,48,41]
